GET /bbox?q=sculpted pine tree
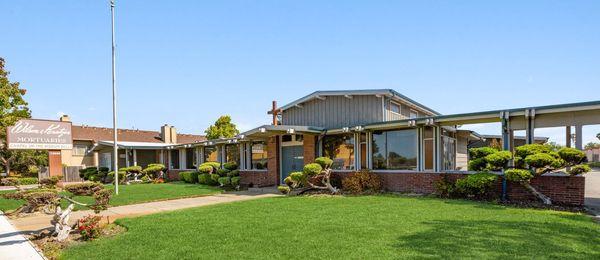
[204,115,239,140]
[0,57,34,175]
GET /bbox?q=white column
[167,150,172,170]
[133,149,137,166]
[179,148,186,169]
[159,150,164,164]
[575,125,583,150]
[366,131,373,169]
[125,149,130,167]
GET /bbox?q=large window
[372,129,418,170]
[72,145,88,156]
[322,134,355,170]
[360,133,367,169]
[442,130,456,171]
[170,149,180,169]
[225,144,240,165]
[251,142,268,170]
[185,148,196,169]
[204,146,218,163]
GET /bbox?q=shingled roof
[72,125,205,144]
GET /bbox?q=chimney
[59,115,71,122]
[161,124,172,143]
[170,126,177,144]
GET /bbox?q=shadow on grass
[394,219,600,259]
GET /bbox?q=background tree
[584,142,600,150]
[0,57,46,176]
[204,115,239,140]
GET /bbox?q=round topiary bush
[198,173,211,184]
[314,157,333,169]
[198,165,213,174]
[231,176,241,187]
[277,185,291,194]
[485,151,512,170]
[468,158,487,171]
[217,177,231,186]
[568,164,591,175]
[223,162,238,171]
[216,168,230,177]
[524,153,560,169]
[303,163,322,176]
[469,147,499,160]
[558,147,587,165]
[227,170,240,177]
[505,169,534,182]
[209,174,220,185]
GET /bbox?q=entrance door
[281,145,304,183]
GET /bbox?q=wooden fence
[37,166,84,182]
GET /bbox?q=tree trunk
[521,182,552,205]
[52,203,75,242]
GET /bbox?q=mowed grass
[60,195,600,259]
[0,182,221,212]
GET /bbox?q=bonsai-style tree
[204,115,239,140]
[278,157,339,195]
[468,144,590,205]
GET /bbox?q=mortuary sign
[7,119,73,150]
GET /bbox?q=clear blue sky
[1,1,599,144]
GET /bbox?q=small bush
[231,176,241,186]
[218,177,231,186]
[179,171,199,183]
[315,157,333,169]
[277,185,291,194]
[434,175,455,198]
[65,183,104,196]
[200,162,220,170]
[568,164,591,175]
[27,165,40,177]
[524,153,560,169]
[558,147,587,165]
[142,164,166,178]
[17,177,38,185]
[303,163,322,176]
[223,162,238,171]
[485,151,512,170]
[0,177,19,186]
[468,158,487,171]
[341,170,382,194]
[140,174,151,183]
[198,165,213,174]
[454,172,498,199]
[78,215,103,241]
[107,171,126,184]
[469,147,498,160]
[209,174,220,185]
[505,169,534,182]
[515,144,552,158]
[120,166,142,173]
[198,173,211,184]
[227,170,240,177]
[39,176,61,188]
[216,168,230,177]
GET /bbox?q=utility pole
[110,0,119,194]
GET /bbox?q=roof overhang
[93,141,172,150]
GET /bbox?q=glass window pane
[251,142,268,170]
[372,131,387,169]
[372,129,418,170]
[170,150,180,169]
[204,146,218,163]
[185,148,195,169]
[225,144,240,166]
[390,102,401,114]
[322,134,355,170]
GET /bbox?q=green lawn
[0,182,221,212]
[0,190,23,212]
[60,195,600,259]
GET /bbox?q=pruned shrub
[16,177,38,185]
[558,147,587,166]
[106,171,126,184]
[64,183,104,196]
[303,163,322,176]
[142,164,166,179]
[0,177,19,186]
[277,185,291,194]
[216,168,230,177]
[78,215,102,241]
[568,164,591,175]
[469,147,498,159]
[505,169,534,182]
[434,175,456,198]
[200,162,220,171]
[485,151,512,170]
[515,144,553,158]
[341,170,382,194]
[39,176,61,189]
[468,158,487,171]
[218,177,231,186]
[227,170,240,177]
[198,165,213,174]
[120,166,142,173]
[198,173,211,184]
[231,176,241,187]
[209,174,220,184]
[524,153,560,170]
[180,171,199,183]
[223,162,238,171]
[454,172,498,199]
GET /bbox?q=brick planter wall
[239,170,275,187]
[332,171,585,206]
[166,169,188,181]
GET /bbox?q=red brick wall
[267,136,280,185]
[303,134,316,165]
[239,170,275,187]
[332,171,585,206]
[166,169,187,181]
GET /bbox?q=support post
[133,149,137,166]
[500,111,510,201]
[566,126,572,148]
[575,125,583,150]
[434,126,442,172]
[125,149,130,167]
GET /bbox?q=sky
[1,1,599,145]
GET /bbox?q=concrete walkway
[10,191,279,233]
[585,171,600,218]
[0,212,44,260]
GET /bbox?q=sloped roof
[72,125,205,144]
[276,89,441,115]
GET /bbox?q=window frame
[371,129,419,171]
[72,145,88,157]
[389,101,402,115]
[321,133,356,171]
[250,141,268,171]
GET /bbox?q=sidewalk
[10,191,279,233]
[0,212,44,260]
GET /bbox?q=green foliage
[484,151,512,170]
[314,157,333,169]
[524,153,560,170]
[303,163,322,176]
[39,176,60,188]
[107,171,126,184]
[557,147,586,165]
[200,162,221,169]
[198,165,213,174]
[515,144,553,159]
[468,158,487,171]
[289,172,305,182]
[179,171,199,183]
[26,165,39,177]
[469,147,498,160]
[505,169,534,182]
[227,170,239,177]
[209,174,220,184]
[78,215,102,241]
[216,168,230,177]
[230,176,241,187]
[568,164,591,175]
[223,162,238,171]
[120,166,142,173]
[434,175,456,198]
[217,177,231,186]
[198,173,211,185]
[454,172,498,198]
[277,185,291,194]
[0,177,37,186]
[588,162,600,168]
[17,177,38,185]
[204,115,239,140]
[142,164,166,178]
[584,142,600,150]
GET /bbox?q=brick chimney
[59,115,71,122]
[170,126,177,144]
[161,124,178,144]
